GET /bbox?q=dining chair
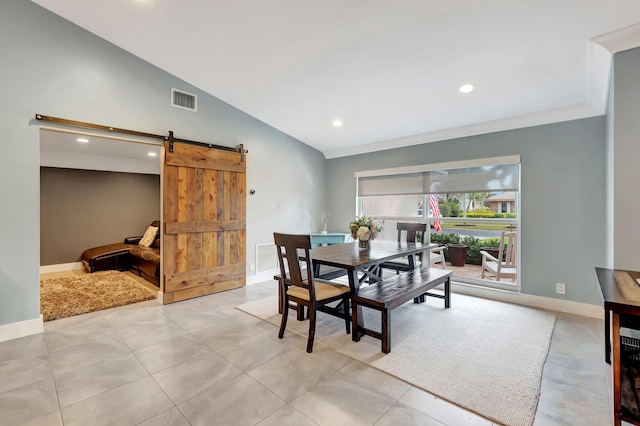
[380,222,446,273]
[273,232,351,353]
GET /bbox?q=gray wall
[327,117,607,305]
[612,47,640,271]
[40,168,160,265]
[0,0,326,326]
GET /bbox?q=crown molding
[324,104,601,159]
[591,23,640,54]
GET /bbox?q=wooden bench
[352,267,452,353]
[274,265,348,321]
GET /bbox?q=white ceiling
[40,129,162,174]
[33,0,640,158]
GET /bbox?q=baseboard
[40,262,83,274]
[244,274,602,319]
[0,315,44,342]
[451,281,603,319]
[246,268,279,286]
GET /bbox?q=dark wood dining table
[311,240,436,333]
[595,267,640,425]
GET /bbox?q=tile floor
[0,280,614,425]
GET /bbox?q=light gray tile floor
[0,281,613,425]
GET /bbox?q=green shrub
[461,236,482,265]
[430,233,460,246]
[430,234,502,265]
[446,201,462,217]
[430,233,461,261]
[490,212,517,219]
[437,203,451,218]
[481,237,501,248]
[465,211,497,218]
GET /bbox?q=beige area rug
[41,271,157,321]
[237,292,556,426]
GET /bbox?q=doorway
[39,128,163,320]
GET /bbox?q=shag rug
[41,271,156,321]
[237,292,556,426]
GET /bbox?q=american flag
[429,194,442,233]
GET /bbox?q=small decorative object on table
[320,211,329,234]
[349,215,384,250]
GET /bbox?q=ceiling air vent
[171,88,197,112]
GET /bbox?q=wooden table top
[595,267,640,311]
[311,240,436,270]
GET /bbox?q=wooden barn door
[161,142,246,304]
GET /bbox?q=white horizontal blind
[358,173,425,196]
[357,158,519,196]
[428,163,519,193]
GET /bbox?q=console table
[596,267,640,425]
[310,233,351,246]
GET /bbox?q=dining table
[311,239,437,333]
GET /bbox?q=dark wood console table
[596,267,640,426]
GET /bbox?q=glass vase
[358,238,370,250]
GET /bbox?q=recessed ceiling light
[76,137,89,143]
[147,152,157,157]
[459,84,474,94]
[332,119,343,128]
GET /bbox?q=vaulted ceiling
[33,0,640,158]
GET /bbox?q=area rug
[237,292,556,426]
[41,271,157,321]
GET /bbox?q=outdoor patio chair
[480,231,517,282]
[429,245,446,269]
[274,232,351,353]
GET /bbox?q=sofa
[81,221,161,286]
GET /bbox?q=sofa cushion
[139,226,158,247]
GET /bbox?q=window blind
[357,162,519,196]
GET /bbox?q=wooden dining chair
[273,232,351,353]
[380,222,428,274]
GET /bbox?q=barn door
[161,141,246,304]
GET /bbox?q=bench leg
[382,308,391,354]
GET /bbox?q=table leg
[348,269,365,341]
[613,312,621,426]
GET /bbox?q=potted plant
[480,237,501,260]
[448,243,468,266]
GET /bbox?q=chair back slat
[502,231,516,267]
[496,231,516,272]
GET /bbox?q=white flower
[356,226,370,241]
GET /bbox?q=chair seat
[287,280,350,301]
[484,261,516,276]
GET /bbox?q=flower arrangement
[349,215,384,241]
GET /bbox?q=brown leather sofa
[81,221,161,286]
